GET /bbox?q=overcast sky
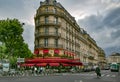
[0,0,120,56]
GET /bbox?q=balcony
[35,10,74,27]
[35,44,63,49]
[35,10,63,18]
[35,32,61,38]
[36,21,61,27]
[88,56,94,60]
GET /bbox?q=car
[104,66,110,70]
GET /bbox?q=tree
[0,43,7,59]
[0,18,32,58]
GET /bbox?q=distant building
[98,48,106,68]
[107,53,120,64]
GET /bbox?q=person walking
[95,66,101,78]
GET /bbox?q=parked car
[104,66,110,70]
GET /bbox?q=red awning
[36,63,47,67]
[43,49,49,54]
[70,61,83,66]
[25,58,83,66]
[34,49,39,54]
[25,58,70,63]
[54,49,59,54]
[21,63,34,67]
[64,51,68,54]
[71,53,75,56]
[61,63,73,66]
[49,63,60,66]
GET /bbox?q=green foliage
[54,54,59,57]
[0,18,32,58]
[61,55,68,58]
[37,54,42,57]
[44,54,51,57]
[0,43,8,59]
[9,56,17,68]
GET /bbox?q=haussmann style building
[107,53,120,65]
[22,0,106,71]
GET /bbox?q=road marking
[90,74,94,76]
[72,72,117,78]
[80,80,83,82]
[74,80,83,82]
[111,75,116,77]
[101,74,105,76]
[106,75,110,77]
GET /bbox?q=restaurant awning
[54,49,59,54]
[34,49,39,54]
[43,49,49,54]
[70,61,83,66]
[25,58,71,63]
[36,63,47,67]
[21,63,34,67]
[61,63,73,66]
[49,63,60,66]
[25,58,83,66]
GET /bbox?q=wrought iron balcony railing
[35,32,61,38]
[35,44,63,49]
[36,21,61,27]
[35,10,63,18]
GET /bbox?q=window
[45,7,48,12]
[35,19,39,26]
[55,39,58,47]
[45,16,49,24]
[44,38,48,47]
[46,0,49,4]
[53,8,57,13]
[54,17,58,24]
[36,28,39,34]
[55,27,58,34]
[37,39,39,46]
[44,27,49,34]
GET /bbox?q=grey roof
[111,53,120,56]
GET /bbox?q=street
[0,70,119,82]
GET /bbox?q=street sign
[17,58,25,63]
[3,63,9,72]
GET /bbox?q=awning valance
[20,63,34,67]
[49,63,60,66]
[34,49,39,54]
[36,63,47,67]
[43,49,49,54]
[25,58,83,66]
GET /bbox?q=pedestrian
[95,66,101,78]
[39,67,43,74]
[34,67,37,76]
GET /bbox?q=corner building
[34,0,105,68]
[34,0,80,59]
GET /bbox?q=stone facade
[107,53,120,64]
[34,0,106,69]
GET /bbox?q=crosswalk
[77,73,117,78]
